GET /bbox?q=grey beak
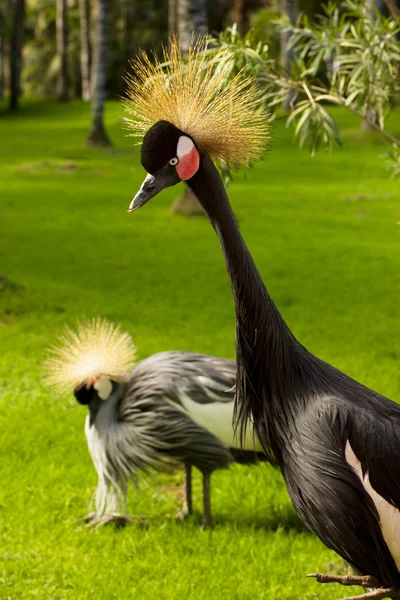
[128,173,157,212]
[128,165,181,213]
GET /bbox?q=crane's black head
[128,121,201,212]
[74,377,116,425]
[74,377,113,406]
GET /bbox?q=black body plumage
[186,154,400,585]
[133,122,400,587]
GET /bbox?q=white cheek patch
[177,135,195,159]
[94,377,113,401]
[175,135,200,181]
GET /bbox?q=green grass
[0,98,400,600]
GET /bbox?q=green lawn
[0,99,399,600]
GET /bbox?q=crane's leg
[202,472,212,530]
[80,475,108,523]
[85,483,148,529]
[176,463,192,519]
[307,573,400,599]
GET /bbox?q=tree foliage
[208,1,400,175]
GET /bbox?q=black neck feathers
[188,156,314,460]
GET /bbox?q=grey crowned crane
[125,39,400,599]
[44,318,265,529]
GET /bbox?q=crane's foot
[89,513,133,530]
[79,512,98,524]
[307,573,400,599]
[308,574,383,587]
[84,513,152,530]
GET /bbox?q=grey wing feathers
[116,352,236,475]
[125,351,236,407]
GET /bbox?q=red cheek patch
[176,136,200,181]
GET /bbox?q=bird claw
[79,512,98,523]
[336,589,400,600]
[82,513,151,530]
[307,574,382,587]
[307,573,400,599]
[89,513,133,530]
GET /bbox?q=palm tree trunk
[80,0,91,102]
[177,0,190,52]
[121,0,135,76]
[57,0,69,101]
[189,0,208,39]
[171,187,205,216]
[9,0,25,112]
[87,0,111,146]
[232,0,249,34]
[172,0,207,216]
[280,0,295,111]
[362,0,384,130]
[0,33,3,99]
[383,0,400,19]
[168,0,176,37]
[177,0,208,49]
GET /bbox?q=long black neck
[188,156,311,458]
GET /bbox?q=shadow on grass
[211,506,309,534]
[99,505,309,535]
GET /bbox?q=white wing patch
[178,392,263,453]
[345,440,400,570]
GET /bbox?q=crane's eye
[169,157,179,166]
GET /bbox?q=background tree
[120,0,135,82]
[280,0,295,110]
[79,0,91,101]
[362,0,384,130]
[176,0,208,50]
[208,2,400,176]
[172,0,208,216]
[232,0,249,33]
[383,0,400,19]
[7,0,239,104]
[56,0,68,101]
[0,0,7,99]
[190,0,208,39]
[0,38,4,100]
[0,32,3,99]
[86,0,111,146]
[3,0,400,178]
[9,0,25,111]
[23,0,81,98]
[177,0,190,50]
[168,0,176,37]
